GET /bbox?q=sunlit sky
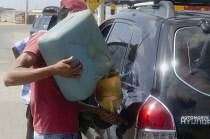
[0,0,61,10]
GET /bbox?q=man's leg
[26,104,34,139]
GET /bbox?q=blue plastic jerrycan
[38,10,114,101]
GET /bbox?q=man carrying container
[4,0,120,138]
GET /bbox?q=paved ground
[0,24,31,139]
[0,21,16,25]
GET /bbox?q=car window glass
[174,26,210,95]
[101,24,112,40]
[121,25,142,87]
[106,22,133,71]
[43,18,50,29]
[40,18,46,28]
[122,23,156,91]
[45,18,51,25]
[123,25,141,73]
[33,18,40,28]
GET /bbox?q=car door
[100,18,158,138]
[96,19,143,139]
[80,18,156,139]
[79,19,135,139]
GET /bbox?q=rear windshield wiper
[190,35,210,75]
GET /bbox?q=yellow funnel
[95,69,122,113]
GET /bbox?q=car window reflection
[174,26,210,95]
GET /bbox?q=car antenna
[154,0,161,4]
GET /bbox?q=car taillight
[135,97,176,139]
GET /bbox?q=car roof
[105,1,210,23]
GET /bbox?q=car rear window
[174,26,210,95]
[33,17,51,29]
[33,18,41,28]
[44,18,51,26]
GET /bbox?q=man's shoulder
[28,31,47,44]
[14,30,47,50]
[33,30,47,38]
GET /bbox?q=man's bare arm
[4,52,83,86]
[12,47,20,59]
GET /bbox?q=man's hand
[53,56,84,78]
[78,101,122,125]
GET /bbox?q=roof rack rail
[111,0,210,6]
[132,1,175,18]
[170,0,210,6]
[111,0,165,6]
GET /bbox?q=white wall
[0,10,16,22]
